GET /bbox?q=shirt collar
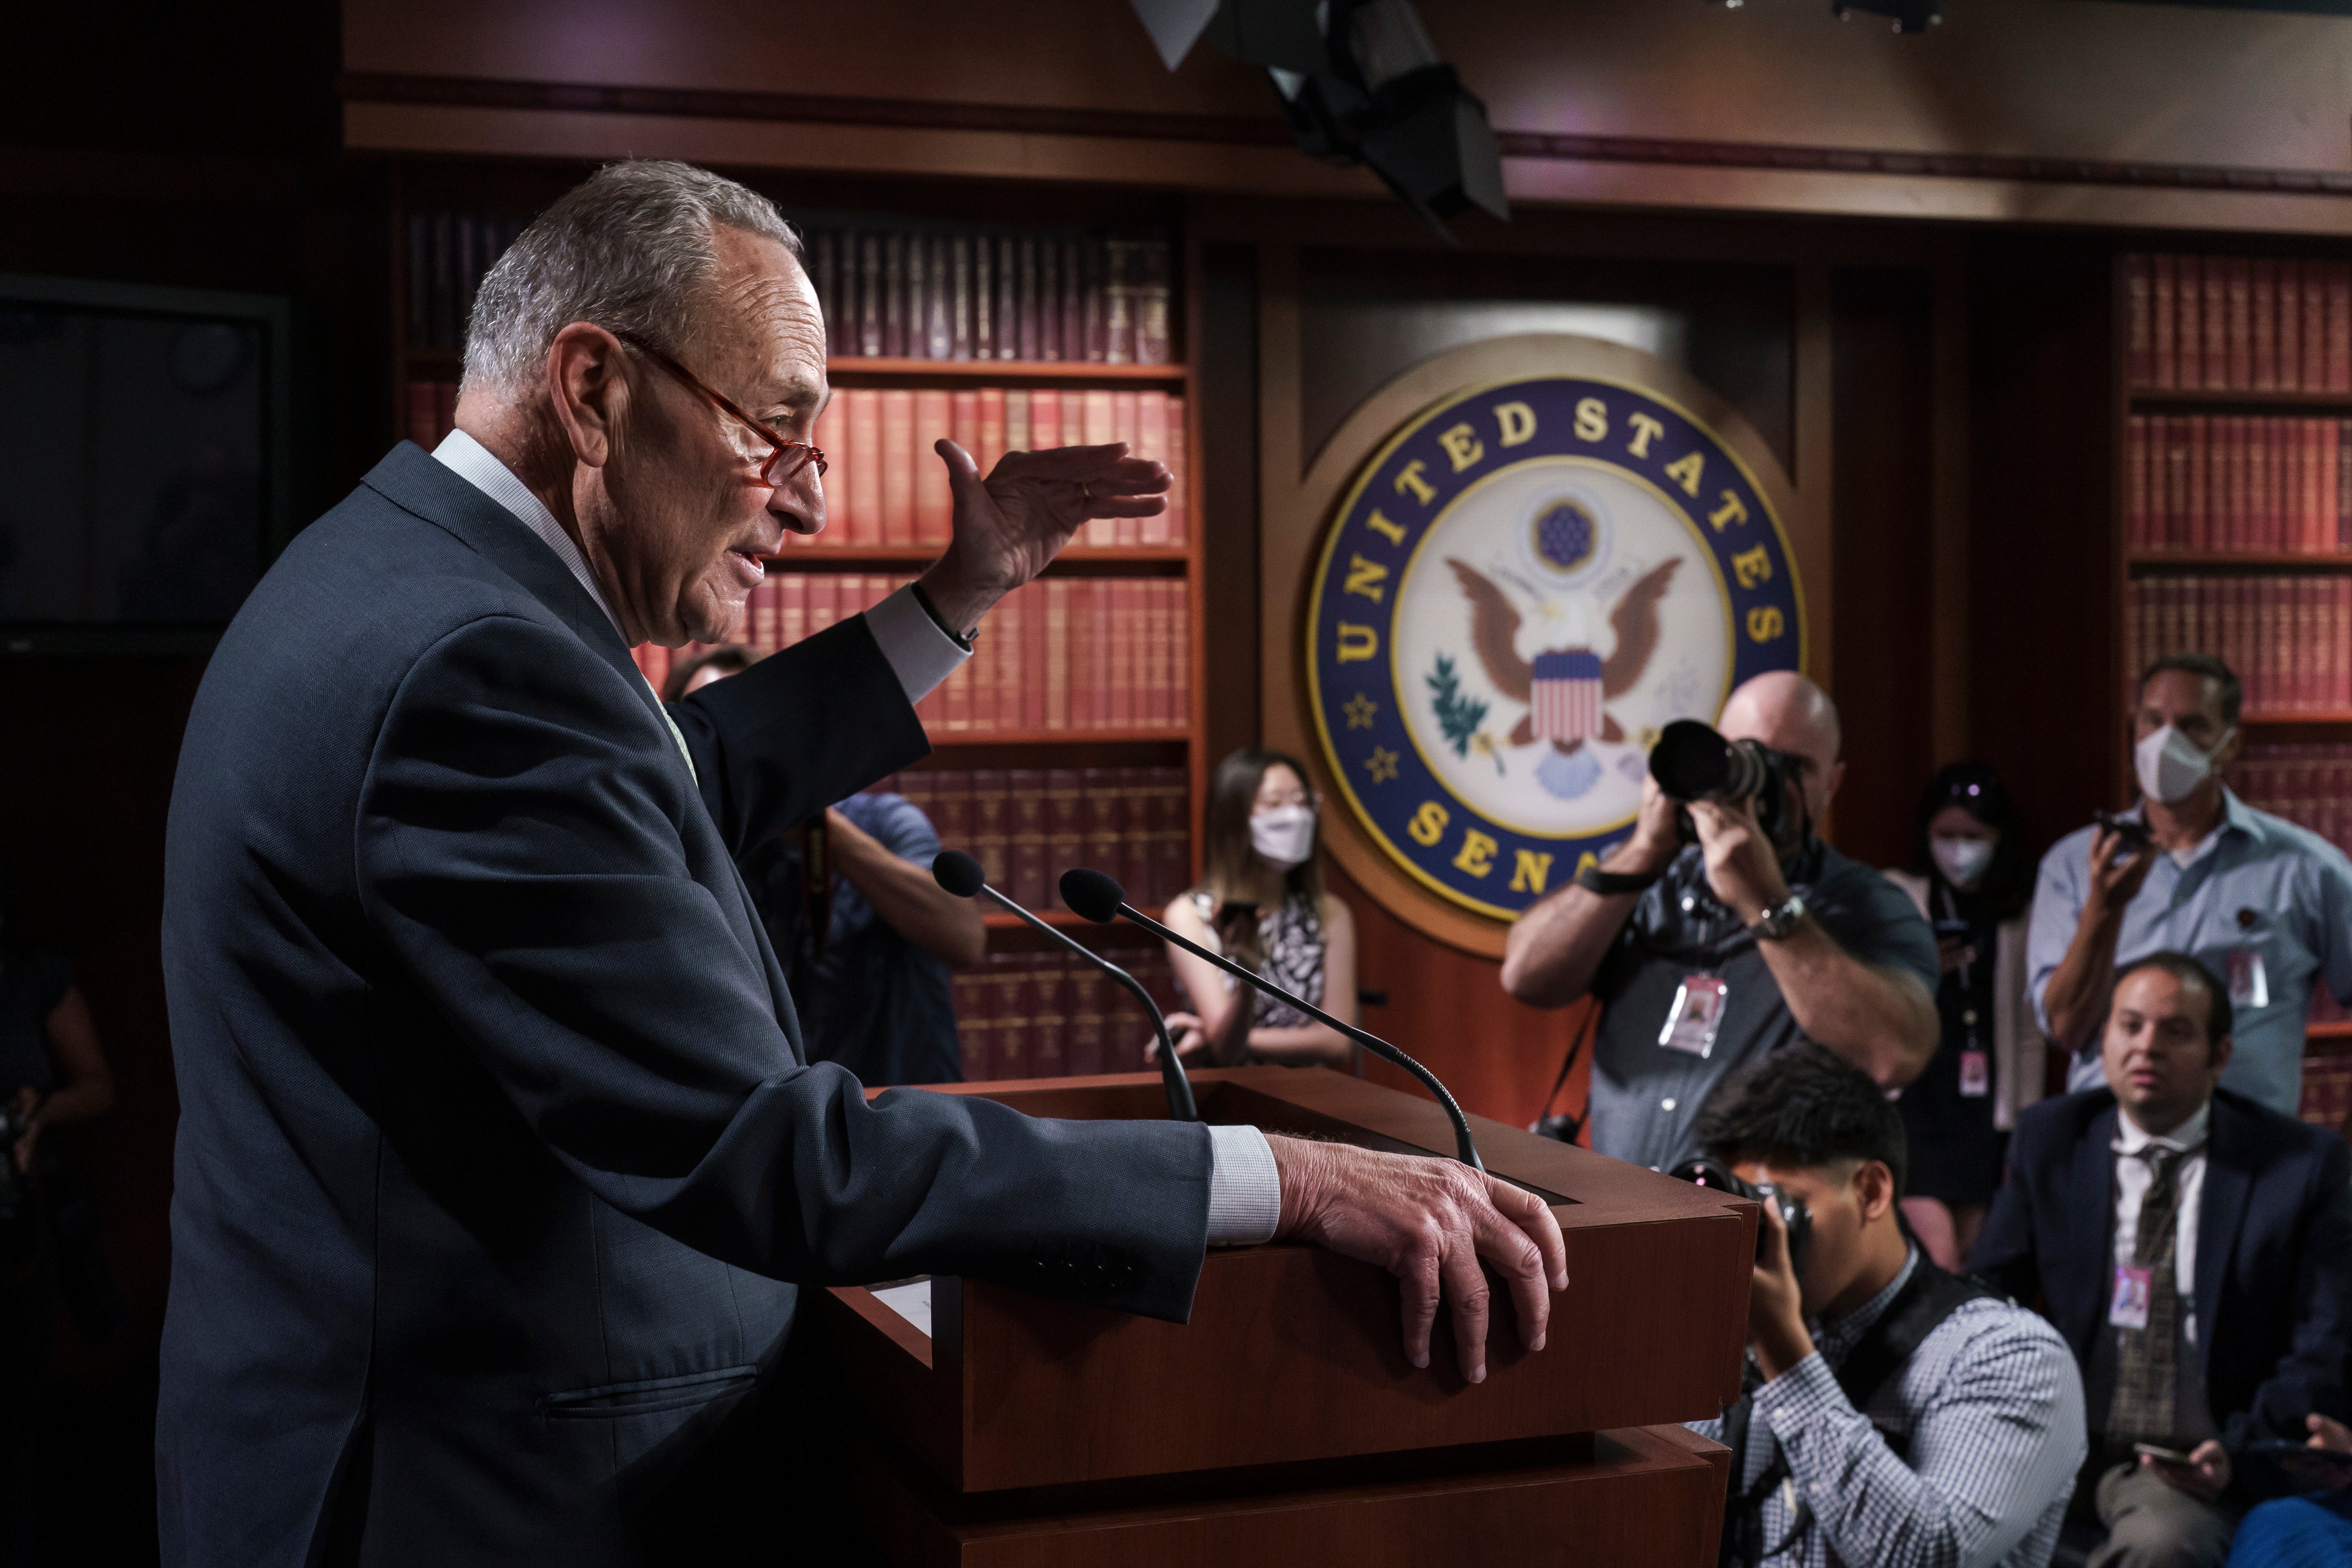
[1817,1244,1919,1359]
[2114,1099,2211,1157]
[432,428,625,641]
[2126,789,2263,856]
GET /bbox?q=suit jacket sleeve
[669,613,931,856]
[1967,1114,2043,1305]
[354,612,1210,1319]
[2225,1134,2352,1494]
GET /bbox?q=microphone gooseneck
[1058,868,1483,1171]
[933,853,1197,1122]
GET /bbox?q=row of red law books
[806,228,1172,367]
[631,573,1191,734]
[2124,576,2352,715]
[951,948,1183,1083]
[2126,415,2352,554]
[2125,252,2352,394]
[871,766,1191,916]
[2230,743,2352,869]
[795,387,1188,551]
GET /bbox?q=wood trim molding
[339,71,2352,199]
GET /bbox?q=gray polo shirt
[1587,840,1940,1171]
[2028,790,2352,1118]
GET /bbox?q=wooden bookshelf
[824,357,1186,385]
[2127,551,2352,570]
[2127,387,2352,412]
[385,159,1208,1005]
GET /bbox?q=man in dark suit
[1971,951,2352,1567]
[156,160,1567,1568]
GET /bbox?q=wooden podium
[816,1067,1757,1566]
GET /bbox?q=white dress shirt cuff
[863,583,970,702]
[1204,1123,1281,1245]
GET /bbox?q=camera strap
[1529,1002,1599,1144]
[1716,1258,1997,1566]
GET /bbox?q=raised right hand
[1267,1134,1568,1383]
[2086,826,2158,916]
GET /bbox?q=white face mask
[2134,723,2229,806]
[1930,836,1995,889]
[1249,804,1317,869]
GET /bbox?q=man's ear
[1855,1159,1897,1223]
[2211,1032,2234,1078]
[545,323,631,470]
[1822,757,1846,810]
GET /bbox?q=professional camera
[1668,1156,1812,1278]
[1648,719,1806,852]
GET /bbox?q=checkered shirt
[1689,1249,2088,1568]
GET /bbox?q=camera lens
[1650,719,1735,801]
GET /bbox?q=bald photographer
[1500,672,1939,1169]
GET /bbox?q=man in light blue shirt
[2027,653,2352,1116]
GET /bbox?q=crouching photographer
[1502,671,1939,1170]
[1685,1047,2087,1568]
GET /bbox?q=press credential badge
[1658,975,1728,1059]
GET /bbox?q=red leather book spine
[2227,257,2252,389]
[1120,766,1154,900]
[2185,416,2209,551]
[1029,955,1067,1080]
[993,958,1031,1080]
[2330,263,2352,392]
[1004,388,1030,460]
[1022,583,1049,732]
[1063,968,1103,1076]
[846,390,882,546]
[978,386,1006,475]
[913,388,952,546]
[2252,257,2278,391]
[2307,265,2330,392]
[1030,387,1062,452]
[1083,390,1117,546]
[951,389,981,471]
[1137,392,1171,547]
[1083,767,1123,895]
[1046,769,1084,911]
[2127,253,2152,387]
[971,768,1009,890]
[2153,253,2178,388]
[2203,256,2230,392]
[1167,396,1188,548]
[1009,768,1047,909]
[1045,579,1071,730]
[1156,767,1191,907]
[954,970,993,1082]
[2280,261,2305,391]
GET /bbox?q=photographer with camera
[1502,671,1939,1170]
[2029,654,2352,1118]
[1684,1046,2086,1568]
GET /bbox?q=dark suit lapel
[358,442,666,730]
[2064,1104,2121,1354]
[2195,1098,2254,1377]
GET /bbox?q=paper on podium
[870,1279,931,1339]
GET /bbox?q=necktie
[2107,1145,2185,1444]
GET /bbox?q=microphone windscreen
[932,849,986,898]
[1058,867,1126,923]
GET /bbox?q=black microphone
[1059,867,1483,1171]
[933,851,1197,1122]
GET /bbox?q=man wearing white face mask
[2027,654,2352,1116]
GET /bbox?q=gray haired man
[157,161,1567,1566]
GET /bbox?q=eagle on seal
[1445,557,1681,753]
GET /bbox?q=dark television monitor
[0,274,293,654]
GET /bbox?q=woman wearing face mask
[1880,762,2044,1272]
[1158,748,1358,1069]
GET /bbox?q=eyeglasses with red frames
[613,330,827,486]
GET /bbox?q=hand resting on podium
[1265,1134,1567,1383]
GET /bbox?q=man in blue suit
[156,161,1567,1567]
[1971,951,2352,1567]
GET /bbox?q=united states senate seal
[1305,375,1805,920]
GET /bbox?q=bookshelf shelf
[927,728,1189,747]
[2241,712,2352,727]
[770,547,1188,572]
[982,909,1100,930]
[2127,552,2352,570]
[824,357,1185,384]
[2313,1021,2352,1041]
[2129,387,2352,412]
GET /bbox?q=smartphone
[2094,809,2153,852]
[2133,1441,2195,1465]
[1933,919,1972,939]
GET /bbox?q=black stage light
[1129,0,1508,235]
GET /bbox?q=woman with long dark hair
[1881,761,2044,1271]
[1158,748,1358,1068]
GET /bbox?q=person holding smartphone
[2225,1414,2352,1565]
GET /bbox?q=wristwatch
[1750,893,1807,941]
